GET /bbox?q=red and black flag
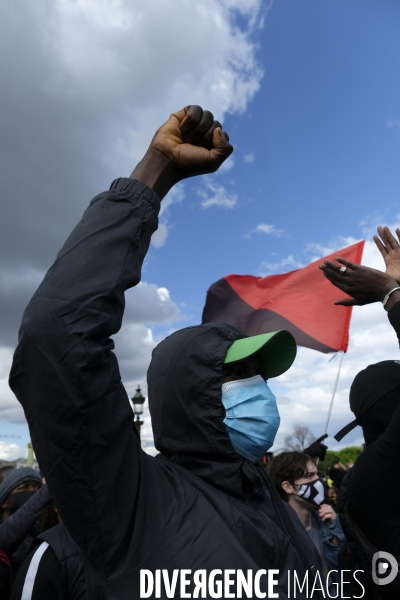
[202,241,364,353]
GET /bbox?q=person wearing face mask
[10,105,324,599]
[269,452,346,589]
[0,469,42,524]
[0,468,52,588]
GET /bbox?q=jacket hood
[147,322,250,497]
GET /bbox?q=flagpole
[322,350,345,438]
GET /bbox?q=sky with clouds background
[1,0,400,460]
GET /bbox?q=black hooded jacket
[9,179,322,599]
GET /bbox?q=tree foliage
[323,447,363,469]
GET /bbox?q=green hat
[224,330,297,379]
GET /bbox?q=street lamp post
[27,442,34,468]
[131,386,145,443]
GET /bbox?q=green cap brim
[224,330,297,379]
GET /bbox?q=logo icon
[372,551,398,586]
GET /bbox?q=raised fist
[131,105,234,199]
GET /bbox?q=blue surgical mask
[221,375,280,462]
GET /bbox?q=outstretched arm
[9,106,232,579]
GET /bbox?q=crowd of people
[1,105,400,598]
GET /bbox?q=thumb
[172,106,191,126]
[316,434,328,443]
[334,298,357,306]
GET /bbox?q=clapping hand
[374,226,400,283]
[319,257,398,307]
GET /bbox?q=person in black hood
[320,227,400,598]
[10,105,324,599]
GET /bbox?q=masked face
[296,478,325,508]
[8,490,38,513]
[221,374,280,462]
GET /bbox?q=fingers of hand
[336,257,357,270]
[373,234,387,257]
[380,226,399,250]
[319,505,334,517]
[183,110,215,143]
[334,298,358,306]
[195,121,222,150]
[205,128,233,171]
[316,434,328,443]
[320,259,352,277]
[180,105,206,136]
[320,263,350,285]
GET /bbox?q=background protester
[0,469,45,579]
[324,485,338,510]
[10,521,86,600]
[320,225,400,598]
[0,469,42,523]
[0,470,13,487]
[9,105,324,599]
[269,451,345,587]
[0,483,52,556]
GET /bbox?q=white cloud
[0,0,264,268]
[259,254,304,276]
[0,348,27,424]
[0,0,265,446]
[123,282,181,325]
[198,183,237,209]
[152,184,186,248]
[243,152,255,163]
[249,223,286,237]
[0,441,27,462]
[159,184,185,217]
[151,223,169,249]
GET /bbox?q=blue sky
[147,0,400,318]
[1,0,400,459]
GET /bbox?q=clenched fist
[130,105,233,199]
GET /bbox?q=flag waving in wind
[202,241,365,353]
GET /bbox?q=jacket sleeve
[0,484,52,555]
[322,515,346,546]
[9,178,162,581]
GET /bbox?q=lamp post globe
[131,386,145,442]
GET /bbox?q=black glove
[303,434,328,461]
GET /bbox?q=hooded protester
[9,105,324,599]
[0,469,42,524]
[320,231,400,599]
[0,468,46,585]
